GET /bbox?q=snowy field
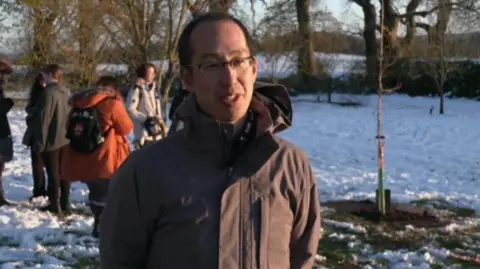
[1,93,479,268]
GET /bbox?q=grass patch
[411,199,476,217]
[317,200,480,268]
[316,228,362,268]
[69,256,100,269]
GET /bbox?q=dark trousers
[41,148,70,207]
[30,148,46,197]
[86,179,110,237]
[0,161,5,200]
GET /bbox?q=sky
[329,1,355,18]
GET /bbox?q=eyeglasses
[190,56,254,75]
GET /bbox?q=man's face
[145,66,155,83]
[53,70,63,82]
[182,20,257,123]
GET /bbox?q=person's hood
[69,88,119,109]
[253,81,292,133]
[175,81,293,134]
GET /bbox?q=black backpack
[66,105,111,154]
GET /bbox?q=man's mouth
[221,94,241,107]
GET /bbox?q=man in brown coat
[99,12,322,269]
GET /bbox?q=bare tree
[187,0,235,16]
[259,40,297,83]
[418,0,461,114]
[208,0,235,13]
[315,30,349,103]
[348,0,377,89]
[296,0,317,87]
[102,0,166,70]
[157,0,190,120]
[376,0,402,215]
[64,0,113,87]
[256,0,298,82]
[15,0,61,70]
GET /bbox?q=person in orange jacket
[60,75,133,237]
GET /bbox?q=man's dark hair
[136,63,157,79]
[96,75,119,90]
[42,64,62,77]
[27,73,45,107]
[177,12,255,68]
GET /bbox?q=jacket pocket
[258,195,269,269]
[258,192,293,269]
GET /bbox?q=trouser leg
[41,149,61,213]
[31,148,46,198]
[87,179,110,238]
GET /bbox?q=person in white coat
[125,63,167,149]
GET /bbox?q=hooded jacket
[125,82,163,143]
[60,88,133,181]
[99,82,321,269]
[31,83,70,152]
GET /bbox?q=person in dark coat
[31,64,71,214]
[168,88,190,121]
[166,88,190,135]
[22,73,47,200]
[0,57,14,206]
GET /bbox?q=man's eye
[202,63,221,69]
[230,59,245,67]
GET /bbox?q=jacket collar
[173,82,293,168]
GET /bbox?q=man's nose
[219,64,237,85]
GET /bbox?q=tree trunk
[439,90,444,114]
[361,2,377,89]
[380,0,401,62]
[295,0,316,91]
[327,77,332,103]
[77,1,98,87]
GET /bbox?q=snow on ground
[0,93,479,268]
[282,94,480,212]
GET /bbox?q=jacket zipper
[220,123,264,269]
[229,139,262,268]
[219,123,243,268]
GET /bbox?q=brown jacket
[99,83,321,269]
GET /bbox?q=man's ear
[180,67,193,89]
[251,56,258,81]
